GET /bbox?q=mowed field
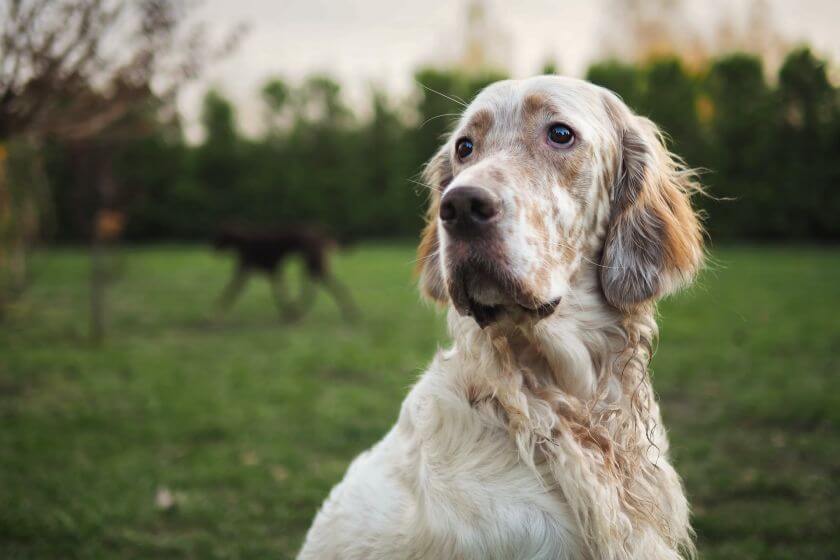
[1,245,838,559]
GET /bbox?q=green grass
[1,244,838,559]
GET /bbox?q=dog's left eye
[547,123,575,147]
[455,138,474,160]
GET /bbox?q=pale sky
[178,0,840,141]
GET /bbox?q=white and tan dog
[298,76,703,560]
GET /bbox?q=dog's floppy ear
[601,112,704,311]
[416,144,452,303]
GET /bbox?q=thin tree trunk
[90,236,106,343]
[0,144,10,321]
[89,156,113,344]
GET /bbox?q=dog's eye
[455,138,474,160]
[547,123,575,147]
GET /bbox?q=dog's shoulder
[298,352,583,560]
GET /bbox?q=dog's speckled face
[418,76,703,327]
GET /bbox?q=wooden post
[88,147,124,344]
[90,233,106,343]
[0,143,8,321]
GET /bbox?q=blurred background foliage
[28,46,840,244]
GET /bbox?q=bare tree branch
[0,0,243,141]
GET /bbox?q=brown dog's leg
[271,268,299,321]
[287,277,317,320]
[216,266,249,315]
[321,275,360,322]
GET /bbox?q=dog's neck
[441,263,692,559]
[446,262,655,405]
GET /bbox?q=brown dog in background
[213,225,358,321]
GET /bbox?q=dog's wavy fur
[299,76,703,560]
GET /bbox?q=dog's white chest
[298,368,583,560]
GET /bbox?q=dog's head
[417,76,703,327]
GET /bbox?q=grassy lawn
[1,244,838,559]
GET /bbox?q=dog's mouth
[448,262,560,328]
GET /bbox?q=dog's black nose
[439,186,501,237]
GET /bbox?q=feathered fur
[299,76,703,559]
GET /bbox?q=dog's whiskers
[419,113,462,129]
[415,80,469,108]
[407,177,437,192]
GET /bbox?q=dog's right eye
[455,138,474,160]
[547,123,575,147]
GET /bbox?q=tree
[586,60,645,111]
[775,48,840,238]
[356,90,413,237]
[287,76,356,234]
[0,0,242,338]
[541,60,560,76]
[261,78,292,134]
[640,57,704,163]
[704,53,774,238]
[191,90,246,231]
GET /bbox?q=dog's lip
[452,274,561,328]
[464,297,561,328]
[533,297,562,318]
[466,297,504,328]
